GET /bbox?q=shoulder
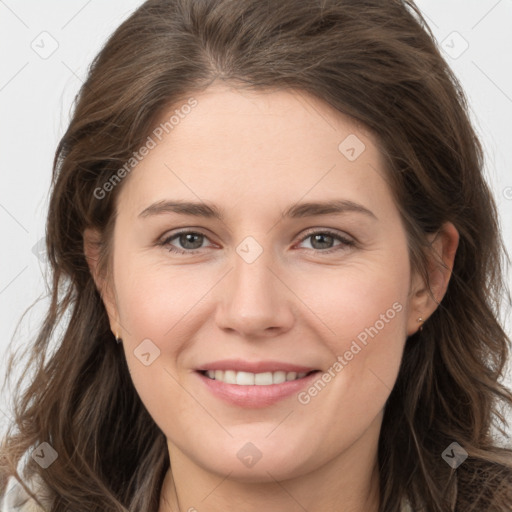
[1,474,50,512]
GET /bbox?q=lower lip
[196,371,321,408]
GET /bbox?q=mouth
[197,369,320,386]
[195,365,323,408]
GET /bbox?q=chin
[188,438,319,483]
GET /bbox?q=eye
[158,228,355,255]
[159,230,212,254]
[296,229,356,254]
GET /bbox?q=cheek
[114,262,200,435]
[298,264,409,433]
[114,254,210,341]
[295,249,410,353]
[305,276,408,408]
[293,244,411,409]
[112,256,216,413]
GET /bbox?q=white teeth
[236,371,255,385]
[223,370,236,384]
[273,371,286,384]
[204,369,310,385]
[255,372,273,385]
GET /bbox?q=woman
[1,0,511,510]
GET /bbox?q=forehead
[155,84,374,155]
[117,85,394,221]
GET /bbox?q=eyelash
[158,229,356,255]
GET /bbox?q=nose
[214,245,295,339]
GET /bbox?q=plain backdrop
[1,1,511,434]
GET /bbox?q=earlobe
[406,222,459,336]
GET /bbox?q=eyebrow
[138,199,377,221]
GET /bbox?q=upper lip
[196,359,318,374]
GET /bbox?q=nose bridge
[215,235,294,335]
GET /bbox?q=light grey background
[1,1,511,433]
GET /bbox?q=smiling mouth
[198,369,320,386]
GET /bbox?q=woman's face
[98,85,434,483]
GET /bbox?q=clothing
[1,474,49,512]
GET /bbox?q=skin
[84,84,459,512]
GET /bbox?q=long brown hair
[1,0,511,510]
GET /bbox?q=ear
[83,227,122,337]
[406,221,459,336]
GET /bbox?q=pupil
[312,234,332,249]
[181,233,202,249]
